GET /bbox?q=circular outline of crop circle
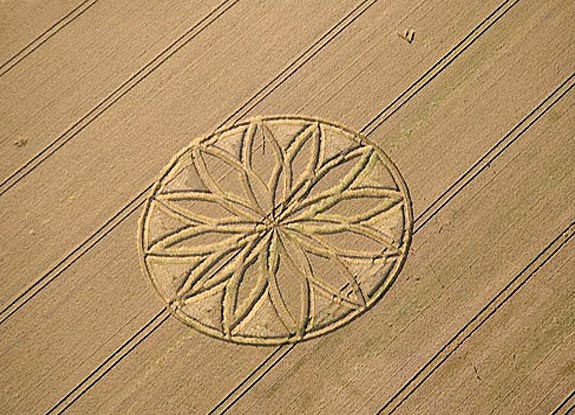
[138,115,413,346]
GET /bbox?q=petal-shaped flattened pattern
[283,228,367,308]
[144,199,196,249]
[307,146,374,198]
[144,255,203,304]
[285,220,400,260]
[240,119,286,213]
[222,233,272,334]
[230,289,293,340]
[160,154,209,194]
[279,146,374,221]
[268,122,320,212]
[154,191,260,225]
[308,286,356,332]
[175,234,259,301]
[200,146,261,213]
[176,283,226,332]
[146,219,258,257]
[192,146,265,219]
[289,186,404,223]
[284,122,322,194]
[242,120,285,185]
[229,249,269,331]
[289,239,364,309]
[267,231,311,338]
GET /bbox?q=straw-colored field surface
[1,1,573,414]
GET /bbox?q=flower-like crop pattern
[140,116,412,345]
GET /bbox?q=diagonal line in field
[551,388,575,415]
[0,0,101,77]
[0,0,240,197]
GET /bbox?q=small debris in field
[398,28,415,44]
[473,365,482,381]
[14,138,28,147]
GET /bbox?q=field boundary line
[208,345,296,415]
[378,221,575,414]
[0,186,148,325]
[0,0,100,77]
[44,310,170,415]
[360,0,519,136]
[551,388,575,415]
[0,0,239,197]
[415,71,575,232]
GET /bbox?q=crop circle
[139,116,412,345]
